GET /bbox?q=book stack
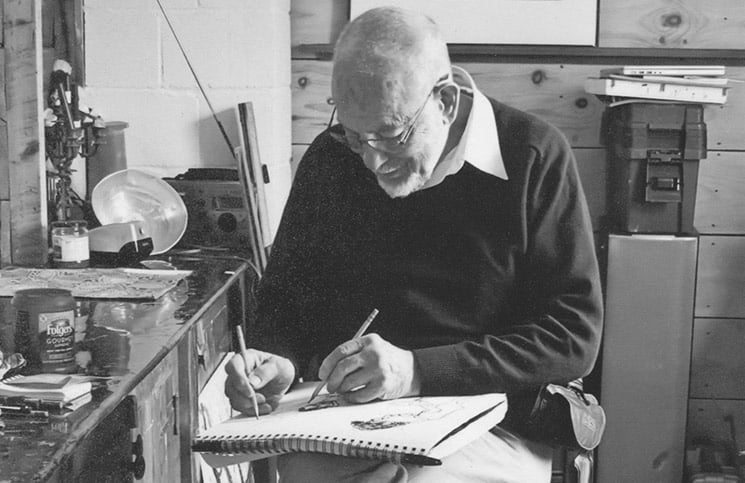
[585,66,732,106]
[0,373,94,410]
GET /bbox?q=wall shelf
[293,44,745,65]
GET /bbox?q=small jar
[51,220,90,268]
[12,288,77,374]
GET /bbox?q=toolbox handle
[646,161,683,203]
[646,123,687,131]
[646,149,681,163]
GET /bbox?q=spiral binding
[195,432,429,462]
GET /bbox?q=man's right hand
[224,349,295,415]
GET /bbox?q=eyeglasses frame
[327,73,454,153]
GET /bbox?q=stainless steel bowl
[91,169,188,254]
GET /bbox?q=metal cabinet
[597,234,698,482]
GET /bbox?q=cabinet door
[130,350,181,482]
[194,353,252,482]
[195,294,232,392]
[181,294,235,482]
[53,397,136,482]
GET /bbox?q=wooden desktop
[0,253,252,482]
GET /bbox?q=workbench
[0,254,252,482]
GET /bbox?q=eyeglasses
[328,74,452,154]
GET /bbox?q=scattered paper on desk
[0,268,192,299]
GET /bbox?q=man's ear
[437,83,460,124]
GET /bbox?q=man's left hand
[318,333,421,403]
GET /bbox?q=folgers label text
[38,310,76,365]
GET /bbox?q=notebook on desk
[0,374,92,403]
[193,382,507,467]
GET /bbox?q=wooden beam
[0,202,9,266]
[4,0,47,266]
[0,50,8,201]
[0,47,9,266]
[64,0,85,84]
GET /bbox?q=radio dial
[217,212,238,233]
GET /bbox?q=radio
[164,168,252,248]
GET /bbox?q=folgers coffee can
[12,288,77,373]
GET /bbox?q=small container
[51,220,90,268]
[12,288,77,373]
[85,325,131,376]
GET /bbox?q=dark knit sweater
[253,98,603,431]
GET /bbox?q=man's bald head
[331,7,451,115]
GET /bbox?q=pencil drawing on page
[299,393,464,431]
[351,398,464,431]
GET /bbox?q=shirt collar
[424,65,508,189]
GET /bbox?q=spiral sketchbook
[193,382,507,467]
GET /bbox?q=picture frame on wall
[350,0,597,46]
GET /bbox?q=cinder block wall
[82,0,291,241]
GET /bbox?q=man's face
[336,79,450,198]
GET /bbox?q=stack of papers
[0,374,93,405]
[585,65,733,106]
[0,267,192,299]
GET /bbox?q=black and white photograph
[0,1,743,482]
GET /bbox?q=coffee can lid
[11,288,75,308]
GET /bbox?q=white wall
[81,0,292,242]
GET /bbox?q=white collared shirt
[423,65,508,190]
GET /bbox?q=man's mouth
[376,162,402,177]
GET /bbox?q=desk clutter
[0,267,191,299]
[0,374,93,406]
[0,254,247,480]
[0,372,105,437]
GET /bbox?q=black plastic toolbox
[604,103,706,234]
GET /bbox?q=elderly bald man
[224,6,603,482]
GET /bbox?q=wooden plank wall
[290,0,745,479]
[598,0,745,49]
[0,0,78,266]
[3,0,47,267]
[290,2,745,232]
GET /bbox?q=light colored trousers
[276,425,553,483]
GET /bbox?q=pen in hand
[308,308,379,403]
[235,326,260,420]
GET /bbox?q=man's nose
[361,145,388,171]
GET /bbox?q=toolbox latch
[646,150,682,203]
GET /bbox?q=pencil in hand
[235,326,260,420]
[308,308,379,403]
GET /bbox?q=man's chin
[377,173,426,198]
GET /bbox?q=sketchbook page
[195,382,506,465]
[427,402,507,461]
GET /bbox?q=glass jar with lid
[51,220,90,268]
